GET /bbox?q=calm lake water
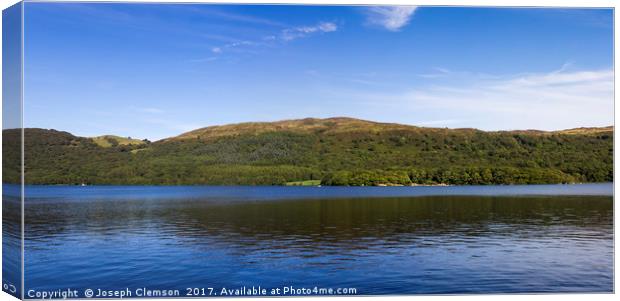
[3,183,614,297]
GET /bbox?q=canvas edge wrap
[2,1,25,300]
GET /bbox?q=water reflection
[3,195,21,297]
[22,191,613,295]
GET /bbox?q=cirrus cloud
[365,6,418,31]
[203,21,338,58]
[281,22,338,41]
[319,66,613,131]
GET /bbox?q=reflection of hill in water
[20,192,614,293]
[2,194,22,297]
[24,195,613,250]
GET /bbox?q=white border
[0,1,617,301]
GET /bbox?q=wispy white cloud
[365,6,417,31]
[412,69,613,129]
[206,40,258,56]
[323,67,613,130]
[497,69,611,89]
[280,22,338,41]
[206,21,338,56]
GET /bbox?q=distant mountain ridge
[2,117,613,186]
[169,117,415,141]
[169,117,613,141]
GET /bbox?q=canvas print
[1,1,614,299]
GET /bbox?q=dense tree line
[321,167,582,186]
[1,122,613,186]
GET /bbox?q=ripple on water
[19,192,613,294]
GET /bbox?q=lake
[3,183,614,297]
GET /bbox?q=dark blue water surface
[6,183,614,297]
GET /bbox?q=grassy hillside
[170,117,417,141]
[92,135,147,148]
[2,118,613,185]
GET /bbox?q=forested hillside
[2,118,613,186]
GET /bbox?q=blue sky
[22,3,613,140]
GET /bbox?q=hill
[2,118,613,186]
[170,117,419,141]
[91,135,147,148]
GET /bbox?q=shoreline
[2,182,611,187]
